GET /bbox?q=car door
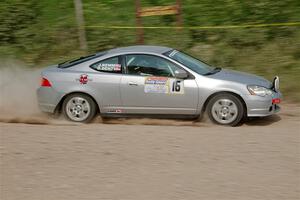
[89,56,123,113]
[119,54,199,115]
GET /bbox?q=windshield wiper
[204,67,222,76]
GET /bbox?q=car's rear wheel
[62,93,97,123]
[207,93,244,126]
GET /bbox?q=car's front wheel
[207,93,245,126]
[62,93,97,123]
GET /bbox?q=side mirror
[174,69,188,79]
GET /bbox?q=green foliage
[0,0,300,101]
[0,0,37,44]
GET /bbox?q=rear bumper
[38,103,57,113]
[36,87,64,113]
[243,91,282,117]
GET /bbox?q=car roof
[107,45,173,55]
[58,46,173,69]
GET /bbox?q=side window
[90,56,122,73]
[125,54,178,77]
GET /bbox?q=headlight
[247,85,273,97]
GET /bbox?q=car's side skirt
[100,113,200,120]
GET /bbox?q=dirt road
[0,104,299,200]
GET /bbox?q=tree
[74,0,88,50]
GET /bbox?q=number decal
[170,79,184,94]
[172,80,181,92]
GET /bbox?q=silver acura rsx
[37,45,281,126]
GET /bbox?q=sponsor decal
[108,109,123,113]
[79,74,88,84]
[145,76,168,85]
[77,74,92,84]
[144,77,184,94]
[144,77,169,94]
[113,64,122,71]
[115,109,122,113]
[97,63,121,72]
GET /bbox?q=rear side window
[90,56,122,73]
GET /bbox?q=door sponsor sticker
[144,77,184,94]
[144,77,169,94]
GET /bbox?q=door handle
[128,82,138,86]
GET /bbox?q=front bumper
[243,91,282,117]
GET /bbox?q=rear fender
[55,89,101,114]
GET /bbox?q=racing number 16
[172,80,181,92]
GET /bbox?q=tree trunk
[74,0,88,51]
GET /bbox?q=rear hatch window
[58,51,107,68]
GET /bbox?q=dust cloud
[0,60,51,124]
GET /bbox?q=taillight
[41,77,52,87]
[272,98,281,104]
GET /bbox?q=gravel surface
[0,104,299,200]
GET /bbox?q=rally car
[37,45,281,126]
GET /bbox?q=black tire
[207,93,245,126]
[62,93,97,123]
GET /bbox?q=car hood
[208,69,272,88]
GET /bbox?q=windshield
[164,50,215,75]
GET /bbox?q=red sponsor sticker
[145,76,168,85]
[113,64,121,71]
[147,77,168,81]
[79,74,88,84]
